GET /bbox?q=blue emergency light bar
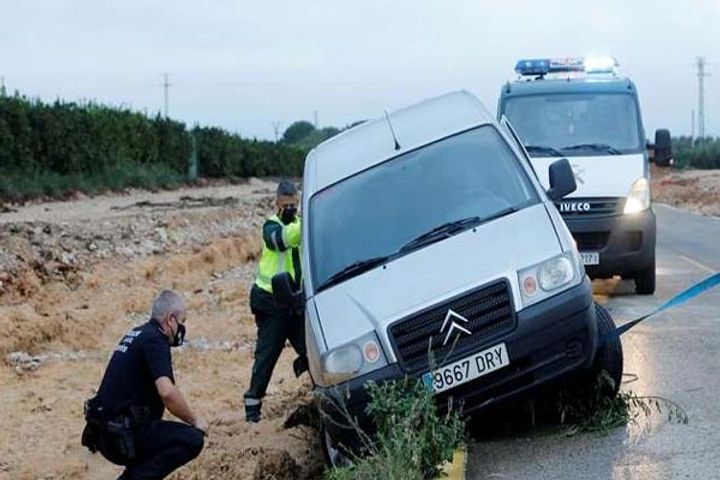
[515,56,618,76]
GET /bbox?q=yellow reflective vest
[254,214,302,293]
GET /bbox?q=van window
[309,126,539,290]
[503,93,642,156]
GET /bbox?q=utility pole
[0,76,6,97]
[271,121,282,142]
[696,57,710,139]
[691,109,695,144]
[163,72,170,118]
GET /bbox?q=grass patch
[0,163,187,203]
[323,378,465,480]
[556,372,688,436]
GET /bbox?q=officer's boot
[245,398,262,423]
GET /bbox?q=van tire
[591,303,624,396]
[320,421,352,468]
[634,263,656,295]
[566,303,623,399]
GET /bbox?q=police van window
[309,126,539,291]
[503,93,642,156]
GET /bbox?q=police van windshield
[503,93,643,156]
[309,126,539,291]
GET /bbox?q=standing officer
[244,180,307,422]
[82,290,207,480]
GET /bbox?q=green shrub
[672,136,720,169]
[0,93,308,202]
[324,378,464,480]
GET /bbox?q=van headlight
[624,178,650,214]
[518,253,580,307]
[321,332,387,385]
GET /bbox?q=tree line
[0,92,310,202]
[671,136,720,169]
[2,88,718,202]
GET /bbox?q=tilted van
[273,91,623,465]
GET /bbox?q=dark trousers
[245,285,306,400]
[113,420,204,480]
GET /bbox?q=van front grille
[388,280,516,375]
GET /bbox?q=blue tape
[602,272,720,345]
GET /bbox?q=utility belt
[81,397,153,464]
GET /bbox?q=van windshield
[309,126,539,291]
[503,93,643,157]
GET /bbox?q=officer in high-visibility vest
[244,180,307,422]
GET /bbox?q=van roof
[305,90,495,193]
[501,76,637,99]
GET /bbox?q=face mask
[172,323,186,347]
[280,206,297,225]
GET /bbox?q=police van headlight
[321,332,387,385]
[518,253,580,308]
[624,178,650,214]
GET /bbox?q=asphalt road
[467,204,720,480]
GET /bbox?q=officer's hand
[194,416,209,435]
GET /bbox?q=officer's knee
[185,428,204,458]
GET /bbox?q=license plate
[422,343,509,394]
[579,252,599,265]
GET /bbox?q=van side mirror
[272,272,304,311]
[652,129,672,167]
[546,159,577,201]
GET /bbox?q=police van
[272,91,623,465]
[497,57,672,294]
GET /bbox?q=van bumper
[564,208,656,278]
[317,276,596,452]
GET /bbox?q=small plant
[323,377,465,480]
[556,372,688,436]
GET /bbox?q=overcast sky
[2,0,719,139]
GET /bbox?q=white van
[498,57,673,294]
[273,91,623,465]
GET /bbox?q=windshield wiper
[400,208,520,254]
[399,216,483,254]
[316,255,391,291]
[561,143,622,155]
[524,145,564,157]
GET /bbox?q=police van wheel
[634,264,656,295]
[320,422,352,468]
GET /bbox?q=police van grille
[556,197,622,217]
[574,232,610,251]
[388,281,516,375]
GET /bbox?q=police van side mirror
[546,159,577,201]
[272,272,304,311]
[652,129,673,167]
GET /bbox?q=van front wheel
[320,421,352,468]
[634,263,656,295]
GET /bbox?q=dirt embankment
[0,180,324,480]
[651,166,720,217]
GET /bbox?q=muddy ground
[651,165,720,217]
[0,179,324,480]
[1,168,718,480]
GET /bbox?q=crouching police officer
[244,180,307,422]
[82,290,207,479]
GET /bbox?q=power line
[696,57,710,138]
